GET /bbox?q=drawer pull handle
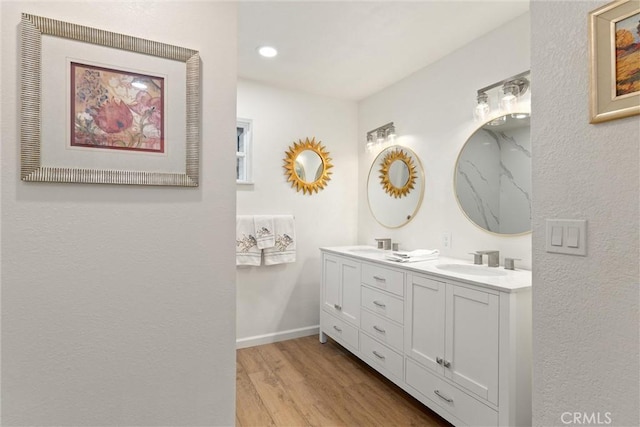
[372,300,386,308]
[373,275,386,282]
[333,325,342,332]
[373,325,386,334]
[436,357,443,365]
[334,303,342,310]
[372,350,386,360]
[434,390,453,403]
[443,360,451,368]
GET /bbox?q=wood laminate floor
[236,335,452,427]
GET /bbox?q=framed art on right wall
[589,0,640,123]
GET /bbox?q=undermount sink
[435,263,508,277]
[346,247,384,254]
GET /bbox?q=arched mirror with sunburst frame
[283,137,333,195]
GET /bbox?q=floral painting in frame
[71,63,165,153]
[589,0,640,123]
[20,13,200,186]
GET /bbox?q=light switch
[551,226,563,246]
[566,226,580,248]
[546,219,587,256]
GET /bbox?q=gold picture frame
[20,13,200,186]
[589,0,640,123]
[283,137,333,195]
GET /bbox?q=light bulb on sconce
[474,92,490,121]
[366,133,375,151]
[500,82,519,112]
[386,124,396,141]
[376,129,385,144]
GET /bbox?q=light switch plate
[442,231,452,249]
[545,219,587,256]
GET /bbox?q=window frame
[236,118,253,184]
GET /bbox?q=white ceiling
[238,1,530,101]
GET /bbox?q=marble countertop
[321,246,531,293]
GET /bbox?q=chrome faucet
[375,238,392,250]
[477,250,500,267]
[469,252,483,265]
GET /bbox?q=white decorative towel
[254,215,275,249]
[236,215,261,266]
[263,215,296,265]
[385,249,440,263]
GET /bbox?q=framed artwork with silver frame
[20,13,200,186]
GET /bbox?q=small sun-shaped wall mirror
[283,137,333,195]
[379,147,417,198]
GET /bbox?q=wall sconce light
[473,71,530,120]
[366,122,396,151]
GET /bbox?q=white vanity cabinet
[319,247,532,427]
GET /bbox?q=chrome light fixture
[366,122,396,151]
[473,71,530,120]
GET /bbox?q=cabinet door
[445,284,499,405]
[322,255,341,313]
[322,254,360,326]
[405,274,445,375]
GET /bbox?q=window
[236,118,252,184]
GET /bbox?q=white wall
[236,79,358,344]
[1,2,237,425]
[531,1,639,426]
[358,13,532,268]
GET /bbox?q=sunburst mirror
[283,137,333,195]
[379,147,417,198]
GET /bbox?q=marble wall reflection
[456,116,531,234]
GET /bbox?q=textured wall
[531,1,639,426]
[358,13,532,267]
[1,2,237,425]
[236,79,358,343]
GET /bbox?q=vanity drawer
[361,263,404,296]
[360,332,404,381]
[361,286,404,324]
[322,312,359,352]
[406,359,498,427]
[360,309,403,352]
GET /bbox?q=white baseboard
[236,325,319,349]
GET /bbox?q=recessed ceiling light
[257,46,278,58]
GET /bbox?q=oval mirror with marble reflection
[368,145,424,228]
[455,113,531,235]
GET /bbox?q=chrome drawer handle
[372,275,386,282]
[373,325,386,334]
[333,325,342,332]
[436,357,443,365]
[434,390,453,403]
[443,360,451,368]
[372,350,386,360]
[372,300,386,308]
[334,303,342,310]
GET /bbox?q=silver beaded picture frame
[20,13,200,186]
